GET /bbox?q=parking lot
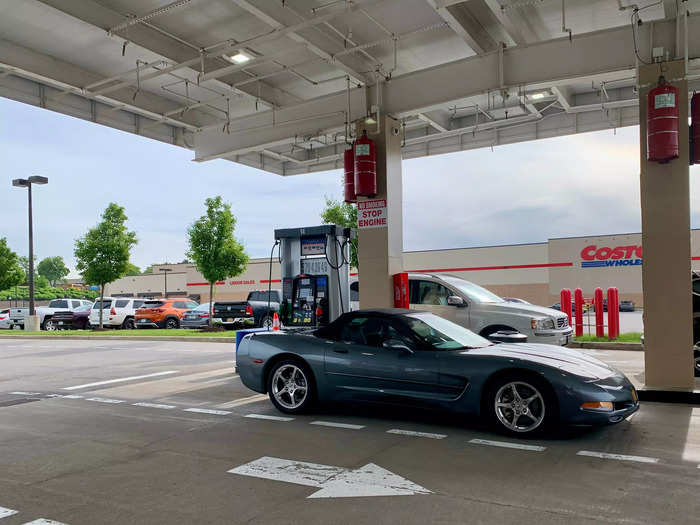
[0,338,698,524]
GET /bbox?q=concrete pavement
[0,339,698,524]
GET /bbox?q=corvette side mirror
[383,339,414,354]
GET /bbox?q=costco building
[105,229,700,307]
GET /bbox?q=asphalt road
[0,339,698,524]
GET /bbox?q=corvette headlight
[531,318,555,331]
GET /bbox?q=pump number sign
[357,199,387,229]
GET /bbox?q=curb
[0,335,236,343]
[569,341,642,351]
[637,389,700,404]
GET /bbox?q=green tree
[142,265,154,274]
[320,197,358,268]
[37,256,69,287]
[18,255,36,280]
[125,262,141,276]
[0,238,25,290]
[187,196,249,326]
[74,203,137,328]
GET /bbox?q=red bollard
[606,288,616,340]
[574,288,584,337]
[594,287,605,337]
[560,288,572,328]
[612,288,620,338]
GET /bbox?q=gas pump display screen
[301,236,326,256]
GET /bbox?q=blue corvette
[236,309,639,435]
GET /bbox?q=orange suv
[135,298,199,329]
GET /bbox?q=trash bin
[487,330,528,344]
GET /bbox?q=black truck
[213,290,281,329]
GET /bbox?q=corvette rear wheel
[267,360,314,414]
[489,377,553,435]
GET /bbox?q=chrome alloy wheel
[495,381,546,433]
[271,364,308,410]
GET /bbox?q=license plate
[139,319,148,323]
[58,321,64,325]
[227,318,233,322]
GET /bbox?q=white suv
[89,297,145,329]
[408,274,573,346]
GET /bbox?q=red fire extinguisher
[343,147,356,203]
[691,92,700,165]
[354,130,377,198]
[647,76,679,163]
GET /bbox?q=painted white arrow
[228,456,431,498]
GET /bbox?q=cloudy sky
[1,96,699,276]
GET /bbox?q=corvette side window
[339,317,369,345]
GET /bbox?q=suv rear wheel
[122,317,135,330]
[165,317,179,329]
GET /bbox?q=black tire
[122,317,135,330]
[165,317,179,329]
[42,318,56,331]
[694,349,700,378]
[260,315,273,329]
[267,358,315,414]
[484,373,556,436]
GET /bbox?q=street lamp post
[12,176,48,330]
[160,268,172,298]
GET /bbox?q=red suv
[135,298,198,329]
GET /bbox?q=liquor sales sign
[357,199,387,229]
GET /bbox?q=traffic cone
[272,312,280,331]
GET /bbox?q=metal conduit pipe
[108,0,194,35]
[332,22,448,59]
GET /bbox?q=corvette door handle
[333,349,349,354]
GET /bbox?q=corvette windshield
[440,276,504,303]
[404,313,492,350]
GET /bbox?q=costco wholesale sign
[357,199,388,229]
[580,245,643,268]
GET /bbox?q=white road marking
[85,397,125,404]
[9,391,41,396]
[386,429,447,439]
[310,421,365,430]
[63,370,179,390]
[469,438,546,452]
[132,402,177,410]
[216,394,268,409]
[22,518,66,525]
[229,456,431,498]
[576,450,659,464]
[59,394,83,399]
[245,414,294,422]
[0,506,18,519]
[183,408,231,416]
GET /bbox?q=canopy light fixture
[529,92,547,100]
[230,51,251,64]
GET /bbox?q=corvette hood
[465,343,618,380]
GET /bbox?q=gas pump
[274,225,352,327]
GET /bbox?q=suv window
[143,301,165,308]
[173,301,187,309]
[93,299,112,309]
[49,300,69,309]
[133,300,144,308]
[115,300,129,308]
[410,280,452,306]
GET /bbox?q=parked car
[36,299,93,330]
[408,274,573,345]
[0,309,11,329]
[214,290,281,329]
[181,302,212,328]
[236,309,639,435]
[89,297,146,329]
[551,301,590,314]
[212,301,255,330]
[504,298,531,305]
[52,304,91,330]
[619,300,635,312]
[9,308,29,330]
[135,298,198,329]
